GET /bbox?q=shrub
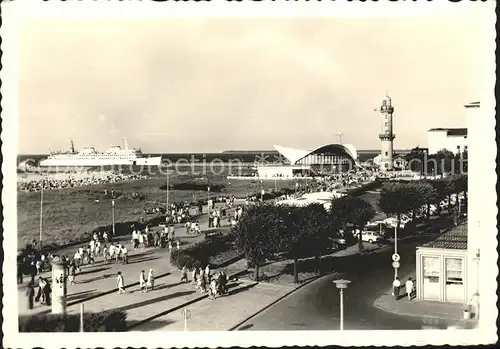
[19,310,127,332]
[170,250,198,270]
[169,234,233,270]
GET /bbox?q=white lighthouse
[378,93,395,171]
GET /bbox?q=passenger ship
[39,139,162,167]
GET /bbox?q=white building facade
[427,128,468,155]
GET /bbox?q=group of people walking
[392,277,414,301]
[188,265,229,300]
[116,269,155,294]
[25,276,52,309]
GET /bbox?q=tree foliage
[329,195,375,251]
[231,203,283,280]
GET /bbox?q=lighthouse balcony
[379,133,395,140]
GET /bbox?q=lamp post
[39,178,44,249]
[181,308,191,331]
[333,279,351,331]
[111,200,116,237]
[394,219,399,279]
[260,179,264,202]
[166,169,170,215]
[207,186,211,216]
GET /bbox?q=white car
[384,217,408,229]
[353,231,383,244]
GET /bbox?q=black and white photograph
[1,1,497,347]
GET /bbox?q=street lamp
[207,185,211,217]
[260,179,264,202]
[39,177,44,249]
[393,219,399,279]
[166,169,170,215]
[111,200,116,237]
[333,279,351,331]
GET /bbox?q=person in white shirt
[132,230,139,249]
[74,251,82,270]
[138,232,144,247]
[108,244,115,261]
[405,277,414,300]
[103,245,108,262]
[146,269,155,291]
[121,245,128,264]
[114,244,121,264]
[117,271,125,294]
[392,277,401,300]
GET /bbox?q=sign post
[51,258,68,314]
[181,309,191,331]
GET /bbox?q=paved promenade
[132,281,294,331]
[372,271,478,329]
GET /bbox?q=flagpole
[39,178,44,249]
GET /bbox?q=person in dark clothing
[29,263,37,283]
[26,282,35,309]
[17,262,24,284]
[43,281,51,306]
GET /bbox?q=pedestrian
[147,269,155,291]
[139,270,147,293]
[36,260,42,275]
[180,266,188,283]
[114,245,121,264]
[138,232,144,248]
[42,279,51,306]
[199,273,206,293]
[132,229,139,249]
[406,277,414,300]
[69,261,77,285]
[392,277,401,300]
[117,271,126,294]
[103,245,108,262]
[191,267,197,285]
[17,261,24,285]
[168,241,172,251]
[170,225,175,241]
[121,245,128,264]
[176,240,180,250]
[26,282,35,309]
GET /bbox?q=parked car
[353,231,383,244]
[384,217,409,229]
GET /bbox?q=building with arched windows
[256,143,361,179]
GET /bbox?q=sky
[19,15,485,154]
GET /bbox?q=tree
[328,195,356,237]
[433,149,456,175]
[378,183,415,231]
[231,204,281,281]
[443,176,458,212]
[419,180,438,219]
[277,203,329,283]
[429,179,447,215]
[328,195,375,252]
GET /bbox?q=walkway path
[132,281,294,331]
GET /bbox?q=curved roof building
[273,143,358,165]
[257,143,361,179]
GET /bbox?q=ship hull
[38,156,162,167]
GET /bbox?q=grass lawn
[17,171,297,249]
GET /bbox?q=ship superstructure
[39,139,162,167]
